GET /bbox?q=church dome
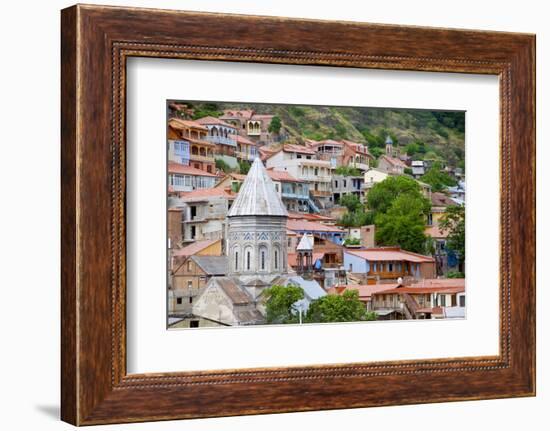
[227,158,288,217]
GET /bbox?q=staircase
[401,293,420,320]
[306,197,321,213]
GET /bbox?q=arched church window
[259,245,268,271]
[274,249,279,270]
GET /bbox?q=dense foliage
[215,158,232,173]
[337,194,375,228]
[305,290,376,323]
[268,115,282,134]
[420,162,458,192]
[366,176,432,254]
[263,285,304,324]
[238,160,251,175]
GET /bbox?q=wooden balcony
[189,153,215,163]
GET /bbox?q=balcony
[189,153,215,163]
[281,191,309,200]
[205,135,237,146]
[311,190,332,197]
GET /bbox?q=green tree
[264,285,304,324]
[420,162,457,192]
[367,175,427,215]
[405,142,419,156]
[238,160,251,175]
[192,103,222,120]
[306,290,376,323]
[439,205,465,269]
[339,194,362,213]
[375,193,431,254]
[215,158,232,173]
[268,115,282,134]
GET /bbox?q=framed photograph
[61,4,536,425]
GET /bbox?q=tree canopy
[306,290,376,323]
[374,194,431,253]
[420,162,457,192]
[268,115,282,134]
[367,176,432,254]
[263,284,304,324]
[367,175,428,215]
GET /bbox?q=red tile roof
[287,212,336,222]
[380,154,407,168]
[235,135,258,146]
[168,161,218,177]
[171,239,220,257]
[431,192,456,207]
[283,144,316,155]
[345,248,435,263]
[259,147,278,161]
[177,187,236,201]
[168,117,208,131]
[266,169,304,183]
[425,224,450,238]
[410,279,465,289]
[195,116,236,129]
[327,283,398,300]
[287,219,344,233]
[378,285,464,295]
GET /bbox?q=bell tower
[226,158,288,297]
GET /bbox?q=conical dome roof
[227,158,288,217]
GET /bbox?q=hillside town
[167,102,466,328]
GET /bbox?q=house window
[343,179,347,187]
[349,263,353,272]
[190,320,199,328]
[189,296,193,304]
[459,295,466,307]
[389,263,393,272]
[176,297,182,305]
[440,295,447,307]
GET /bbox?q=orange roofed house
[168,161,218,193]
[370,278,466,320]
[343,247,436,284]
[327,283,399,312]
[168,118,216,173]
